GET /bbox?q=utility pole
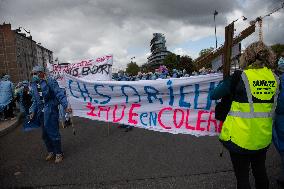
[214,10,218,49]
[223,22,234,79]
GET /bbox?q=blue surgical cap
[32,65,44,73]
[22,80,29,87]
[3,75,10,81]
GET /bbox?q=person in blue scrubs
[29,66,72,163]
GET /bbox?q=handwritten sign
[65,73,223,136]
[49,55,113,87]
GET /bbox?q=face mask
[32,75,40,82]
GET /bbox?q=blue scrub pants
[39,112,62,154]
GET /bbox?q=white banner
[65,73,223,136]
[50,55,113,87]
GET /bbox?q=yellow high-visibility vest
[219,67,279,150]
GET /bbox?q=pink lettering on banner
[113,104,126,122]
[173,109,184,128]
[62,65,69,72]
[80,61,86,67]
[185,109,195,130]
[95,55,112,63]
[98,106,110,121]
[53,64,60,72]
[84,102,221,134]
[86,102,97,117]
[128,103,141,124]
[86,103,127,122]
[85,60,93,67]
[158,107,172,129]
[106,55,112,60]
[157,107,221,133]
[207,111,218,132]
[196,110,208,131]
[96,57,105,63]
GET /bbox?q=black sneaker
[277,178,284,188]
[125,127,133,132]
[64,120,72,127]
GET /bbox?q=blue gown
[30,77,68,154]
[0,80,14,112]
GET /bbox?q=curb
[0,115,21,137]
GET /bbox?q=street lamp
[213,10,218,49]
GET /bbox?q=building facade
[147,33,171,67]
[0,23,53,83]
[36,44,53,70]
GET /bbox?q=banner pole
[107,122,110,136]
[65,82,75,136]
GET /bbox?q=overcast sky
[1,0,283,70]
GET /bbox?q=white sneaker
[45,152,54,161]
[55,154,64,163]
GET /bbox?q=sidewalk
[0,117,20,137]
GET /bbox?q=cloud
[236,0,284,47]
[0,0,283,70]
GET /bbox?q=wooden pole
[107,122,110,136]
[223,22,234,79]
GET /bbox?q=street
[0,117,282,189]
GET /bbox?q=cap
[32,65,44,73]
[2,75,10,81]
[278,57,284,73]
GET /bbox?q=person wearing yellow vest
[210,41,279,189]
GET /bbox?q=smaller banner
[49,55,113,87]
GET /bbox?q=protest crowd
[1,41,284,189]
[112,65,215,81]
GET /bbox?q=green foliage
[163,54,195,74]
[179,55,196,73]
[140,63,151,73]
[199,47,214,57]
[271,44,284,59]
[195,47,215,70]
[126,62,140,76]
[163,53,177,71]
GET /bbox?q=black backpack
[215,70,242,121]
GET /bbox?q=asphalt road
[0,117,283,189]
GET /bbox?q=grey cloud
[0,0,283,67]
[241,0,284,45]
[1,0,239,27]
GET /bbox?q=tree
[199,47,214,57]
[163,53,177,71]
[271,44,284,59]
[196,47,215,69]
[179,55,196,74]
[163,54,196,74]
[140,63,151,73]
[126,62,140,76]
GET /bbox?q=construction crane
[195,2,284,72]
